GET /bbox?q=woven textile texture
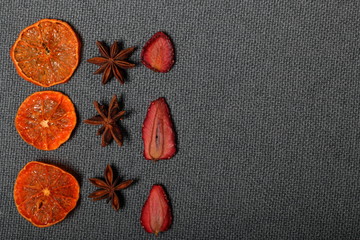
[1,0,360,239]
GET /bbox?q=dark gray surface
[1,0,360,239]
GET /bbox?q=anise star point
[84,95,126,147]
[88,165,134,211]
[87,41,136,85]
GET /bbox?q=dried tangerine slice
[15,91,76,150]
[14,161,80,227]
[10,19,81,87]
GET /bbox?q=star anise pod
[84,95,126,147]
[87,41,136,85]
[88,165,134,211]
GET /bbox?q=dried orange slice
[14,161,80,227]
[10,19,81,87]
[15,91,76,150]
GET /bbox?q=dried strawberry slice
[141,185,172,236]
[142,98,176,160]
[141,32,175,73]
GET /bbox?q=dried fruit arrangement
[15,91,77,150]
[11,19,178,235]
[10,19,81,87]
[14,161,80,227]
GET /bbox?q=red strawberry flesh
[142,98,176,160]
[141,185,172,236]
[141,32,175,73]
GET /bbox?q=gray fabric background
[1,0,360,239]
